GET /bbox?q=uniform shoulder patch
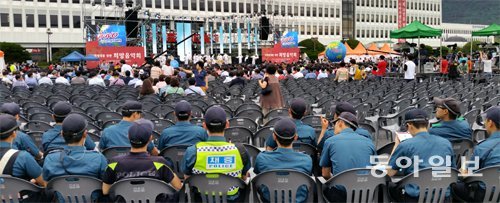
[108,162,118,170]
[153,162,165,170]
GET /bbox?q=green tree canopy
[462,41,481,54]
[298,38,325,61]
[345,39,360,49]
[0,42,31,64]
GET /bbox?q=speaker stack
[260,17,270,40]
[125,9,138,38]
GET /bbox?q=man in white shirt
[162,59,174,76]
[120,59,132,76]
[404,55,416,81]
[38,72,53,85]
[54,71,70,85]
[88,71,106,87]
[185,78,206,96]
[317,68,328,80]
[292,67,304,79]
[481,51,493,78]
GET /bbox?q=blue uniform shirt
[0,142,42,180]
[99,121,155,152]
[304,72,317,79]
[13,131,41,157]
[254,148,312,203]
[158,121,208,150]
[266,119,316,148]
[388,132,456,197]
[320,128,376,175]
[193,69,207,87]
[42,124,96,153]
[317,127,372,151]
[469,131,500,169]
[43,145,108,181]
[429,119,473,141]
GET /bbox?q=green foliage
[434,46,450,57]
[345,39,359,49]
[52,48,84,63]
[0,42,32,63]
[298,39,325,61]
[462,41,481,54]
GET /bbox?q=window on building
[50,0,57,2]
[72,0,79,3]
[336,8,339,18]
[330,25,335,36]
[50,14,57,28]
[13,14,22,27]
[300,25,305,35]
[61,0,68,3]
[231,2,236,12]
[26,14,34,27]
[312,7,317,17]
[145,0,152,8]
[319,25,323,35]
[156,0,162,8]
[214,1,220,12]
[61,15,69,28]
[239,3,244,13]
[165,0,171,9]
[246,3,251,13]
[319,7,323,17]
[301,7,305,16]
[73,15,80,28]
[306,6,310,16]
[223,2,228,12]
[281,6,286,15]
[312,25,317,35]
[173,0,179,9]
[293,6,298,16]
[191,0,198,10]
[182,0,188,10]
[26,0,33,2]
[38,14,46,27]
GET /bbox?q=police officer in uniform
[99,101,159,155]
[1,102,43,159]
[255,118,313,203]
[429,97,472,141]
[102,119,182,200]
[452,106,500,202]
[320,112,376,202]
[42,101,95,153]
[181,106,250,202]
[0,114,45,186]
[387,109,455,201]
[265,98,316,150]
[43,114,107,181]
[317,102,372,151]
[158,100,208,150]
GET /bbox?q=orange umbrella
[379,43,398,54]
[344,42,355,55]
[366,43,380,55]
[350,43,367,55]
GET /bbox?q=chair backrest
[102,147,131,161]
[451,139,474,167]
[152,119,174,133]
[242,143,261,168]
[292,142,320,176]
[397,168,459,203]
[95,111,122,124]
[463,165,500,203]
[265,108,289,120]
[150,104,175,118]
[252,170,316,203]
[253,126,274,148]
[27,131,45,149]
[301,115,322,127]
[159,144,190,179]
[235,109,264,125]
[25,121,52,132]
[0,175,43,203]
[29,112,55,123]
[323,168,388,203]
[263,117,283,127]
[224,127,253,144]
[190,117,204,126]
[109,178,177,202]
[46,175,102,203]
[228,117,259,132]
[463,109,481,128]
[101,119,122,129]
[184,174,248,203]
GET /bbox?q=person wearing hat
[42,101,95,153]
[387,108,455,201]
[0,114,46,187]
[317,102,372,151]
[265,98,316,151]
[99,101,159,155]
[102,119,182,199]
[181,106,250,201]
[254,118,313,203]
[320,112,376,202]
[158,100,208,150]
[429,97,472,141]
[1,102,43,159]
[43,114,107,181]
[452,106,500,202]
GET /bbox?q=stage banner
[254,26,258,54]
[176,22,186,62]
[86,41,144,68]
[210,26,213,55]
[219,25,224,54]
[228,24,232,54]
[162,25,167,52]
[200,27,205,55]
[262,43,300,63]
[280,31,298,48]
[247,20,251,50]
[152,23,158,54]
[237,28,242,58]
[184,23,192,61]
[98,25,126,47]
[141,24,146,56]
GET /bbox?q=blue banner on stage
[152,23,157,54]
[98,25,126,47]
[280,31,299,48]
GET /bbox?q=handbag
[260,77,272,95]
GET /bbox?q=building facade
[0,0,492,62]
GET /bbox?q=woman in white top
[480,51,493,78]
[404,55,416,81]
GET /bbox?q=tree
[52,48,84,62]
[345,38,360,49]
[435,46,449,57]
[462,41,481,54]
[0,42,31,63]
[298,38,325,61]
